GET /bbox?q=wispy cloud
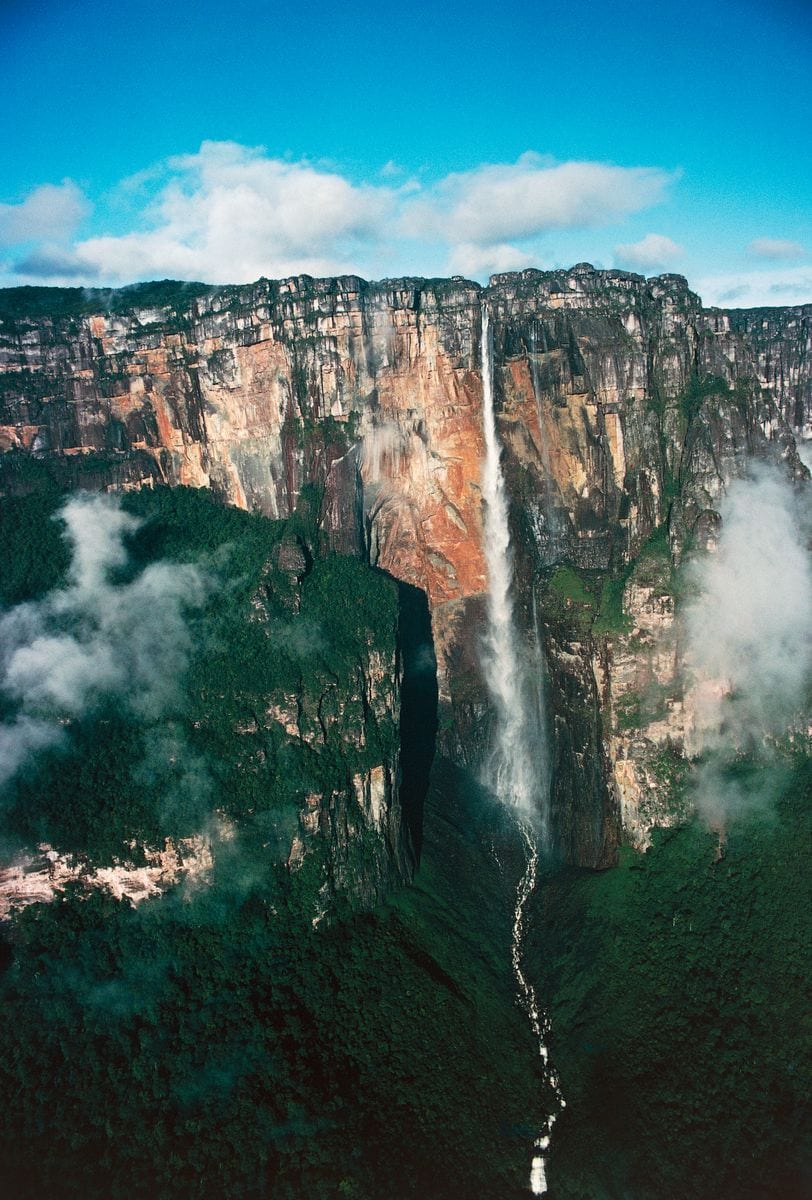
[748,237,806,260]
[448,241,535,278]
[696,265,812,308]
[2,143,677,286]
[401,153,674,244]
[0,494,209,789]
[614,232,684,270]
[0,180,89,245]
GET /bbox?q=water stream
[479,304,563,1195]
[512,822,566,1196]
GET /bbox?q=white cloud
[448,241,536,279]
[5,143,677,287]
[748,237,806,260]
[0,716,64,791]
[61,493,140,593]
[0,495,210,789]
[0,180,89,245]
[696,265,812,308]
[685,469,810,745]
[71,141,397,284]
[402,153,674,244]
[614,232,684,270]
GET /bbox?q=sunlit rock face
[0,833,216,919]
[1,267,808,865]
[482,267,808,863]
[487,266,808,569]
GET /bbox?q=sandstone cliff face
[1,268,808,866]
[486,267,808,859]
[487,267,808,568]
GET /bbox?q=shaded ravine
[480,304,563,1194]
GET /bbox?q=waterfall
[480,305,541,816]
[479,303,563,1196]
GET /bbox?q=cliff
[0,266,808,865]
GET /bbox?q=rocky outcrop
[0,832,216,920]
[280,661,408,913]
[1,267,808,865]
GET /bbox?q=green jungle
[0,485,809,1199]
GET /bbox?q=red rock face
[356,317,488,606]
[0,279,492,611]
[0,278,495,696]
[0,268,809,866]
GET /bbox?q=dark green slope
[532,759,812,1200]
[0,771,543,1200]
[0,486,542,1199]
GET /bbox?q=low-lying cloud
[683,466,811,820]
[0,493,209,789]
[2,141,677,286]
[134,727,214,828]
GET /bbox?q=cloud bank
[0,494,209,790]
[1,142,675,286]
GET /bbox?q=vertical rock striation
[1,267,808,865]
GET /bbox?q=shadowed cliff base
[394,580,438,864]
[0,457,807,1197]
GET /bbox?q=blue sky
[1,0,810,305]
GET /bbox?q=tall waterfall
[479,304,563,1196]
[480,305,542,816]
